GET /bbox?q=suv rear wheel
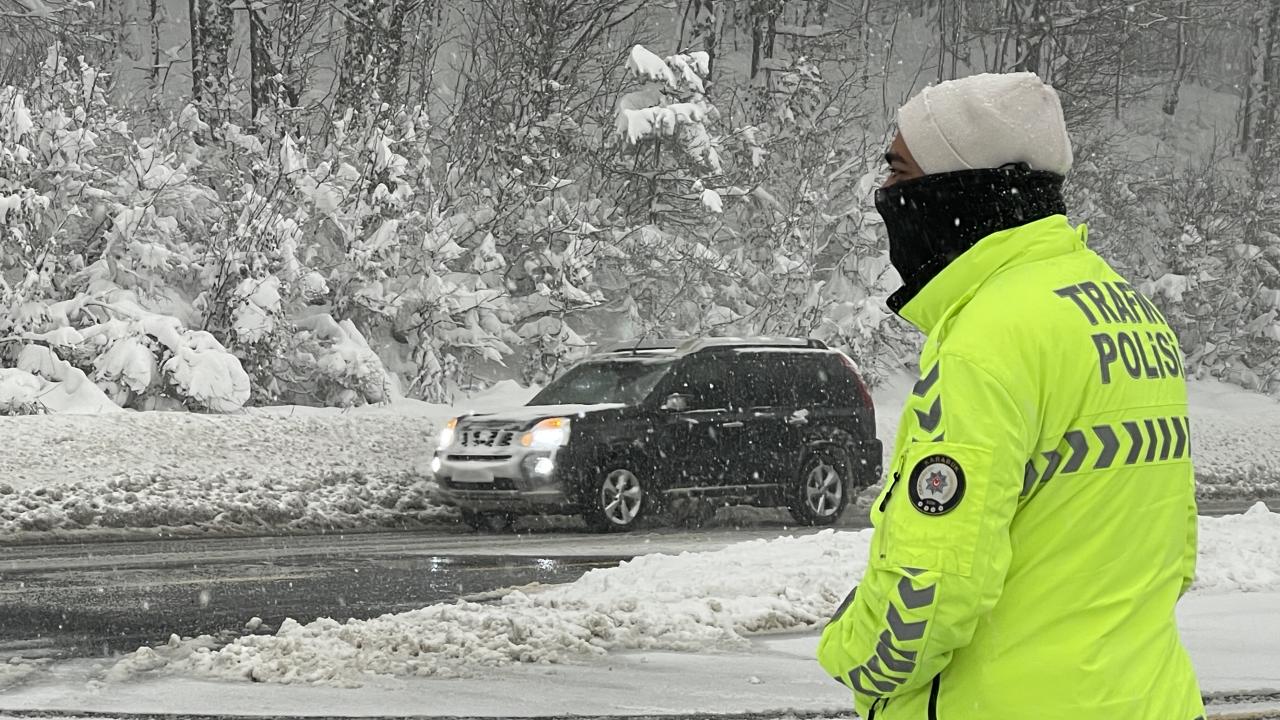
[788,448,848,526]
[583,465,648,533]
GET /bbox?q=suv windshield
[528,357,675,406]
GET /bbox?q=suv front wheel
[788,447,849,526]
[583,464,648,533]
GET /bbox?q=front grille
[445,478,517,491]
[459,428,517,448]
[447,454,513,462]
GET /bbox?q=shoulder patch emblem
[908,454,966,516]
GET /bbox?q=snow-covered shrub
[1070,136,1280,393]
[0,369,47,415]
[0,47,255,412]
[604,45,915,383]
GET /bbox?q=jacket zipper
[877,471,901,561]
[927,674,941,720]
[878,471,901,512]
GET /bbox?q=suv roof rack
[594,336,828,356]
[681,336,828,353]
[595,339,687,355]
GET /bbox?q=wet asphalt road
[0,533,625,660]
[0,512,870,661]
[0,500,1265,663]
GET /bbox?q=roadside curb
[3,696,1279,720]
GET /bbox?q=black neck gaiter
[875,166,1067,314]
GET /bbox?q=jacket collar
[896,214,1087,335]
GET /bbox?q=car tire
[788,447,849,526]
[582,463,649,533]
[460,509,517,533]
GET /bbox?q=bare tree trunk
[402,0,444,108]
[149,0,159,86]
[1247,0,1280,245]
[1257,0,1280,160]
[860,0,873,83]
[950,0,964,79]
[693,0,719,92]
[1162,1,1191,116]
[994,0,1014,70]
[1110,3,1132,120]
[190,0,234,131]
[749,0,782,81]
[1241,11,1261,153]
[936,0,948,82]
[336,0,405,114]
[751,12,764,78]
[1019,0,1044,76]
[379,0,409,107]
[249,7,270,126]
[273,0,307,109]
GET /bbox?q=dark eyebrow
[885,151,906,167]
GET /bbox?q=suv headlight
[521,417,571,449]
[438,418,458,448]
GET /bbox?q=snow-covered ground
[5,600,1278,717]
[1185,379,1280,499]
[75,504,1280,684]
[1,505,1277,716]
[1,376,1277,539]
[0,382,536,538]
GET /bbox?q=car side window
[821,355,860,406]
[793,356,835,407]
[664,355,736,411]
[734,353,786,408]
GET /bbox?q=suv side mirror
[660,393,692,412]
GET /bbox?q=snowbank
[0,382,548,537]
[0,410,452,536]
[112,503,1280,687]
[0,659,42,691]
[1185,380,1280,499]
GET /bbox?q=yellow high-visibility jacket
[818,215,1204,719]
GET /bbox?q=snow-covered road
[1,505,1277,718]
[2,594,1277,718]
[2,522,883,660]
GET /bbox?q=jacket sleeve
[817,352,1032,715]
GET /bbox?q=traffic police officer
[817,72,1204,719]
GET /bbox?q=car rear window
[728,351,860,409]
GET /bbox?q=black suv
[430,337,882,532]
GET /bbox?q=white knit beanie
[897,72,1073,176]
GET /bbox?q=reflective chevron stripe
[1093,424,1119,469]
[840,573,937,698]
[1124,421,1144,465]
[915,396,942,433]
[910,365,942,435]
[1021,415,1191,496]
[1062,430,1088,474]
[913,364,940,397]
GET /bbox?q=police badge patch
[908,454,966,515]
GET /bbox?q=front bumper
[430,446,575,513]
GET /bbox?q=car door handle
[721,421,745,428]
